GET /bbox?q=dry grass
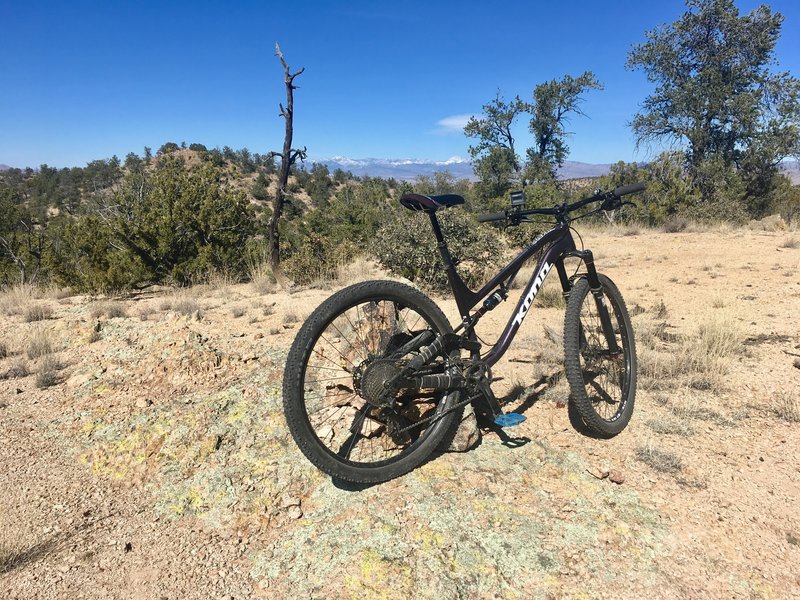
[335,256,378,286]
[636,314,743,394]
[27,329,53,359]
[23,304,53,322]
[780,235,799,249]
[0,284,38,316]
[43,286,72,300]
[772,390,800,423]
[646,415,695,436]
[283,312,299,325]
[35,354,61,388]
[231,306,247,318]
[91,302,126,319]
[619,224,641,237]
[246,246,277,295]
[662,216,688,233]
[137,306,155,321]
[0,532,22,572]
[510,264,534,290]
[507,264,565,309]
[651,300,668,319]
[175,298,200,317]
[0,340,7,359]
[160,289,201,317]
[534,278,565,309]
[635,444,683,473]
[4,358,30,379]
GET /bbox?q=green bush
[373,210,502,293]
[284,235,358,285]
[50,157,255,292]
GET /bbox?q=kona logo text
[512,262,553,327]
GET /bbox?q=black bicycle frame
[426,211,607,368]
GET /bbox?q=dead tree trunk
[268,42,306,287]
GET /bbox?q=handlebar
[612,182,647,197]
[477,212,507,223]
[476,182,647,224]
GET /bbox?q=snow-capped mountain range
[316,156,614,181]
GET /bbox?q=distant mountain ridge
[316,156,614,181]
[0,164,11,171]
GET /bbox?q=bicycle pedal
[494,413,527,428]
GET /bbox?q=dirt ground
[1,225,798,599]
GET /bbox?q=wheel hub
[355,359,401,406]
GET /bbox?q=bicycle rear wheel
[563,274,636,437]
[283,280,461,483]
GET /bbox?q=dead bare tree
[267,43,306,287]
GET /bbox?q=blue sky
[1,0,799,169]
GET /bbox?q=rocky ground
[1,225,799,599]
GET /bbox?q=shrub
[23,304,52,322]
[662,216,688,233]
[91,302,126,319]
[635,445,682,473]
[174,298,199,316]
[0,284,37,316]
[50,157,256,292]
[35,355,60,388]
[373,211,502,292]
[773,391,799,423]
[5,358,30,379]
[283,235,357,286]
[27,329,53,359]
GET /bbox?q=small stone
[286,505,303,520]
[280,494,300,509]
[794,358,800,370]
[608,469,626,484]
[66,371,94,389]
[135,398,150,408]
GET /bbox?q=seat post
[426,211,479,315]
[427,211,455,271]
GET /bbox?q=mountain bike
[283,182,646,483]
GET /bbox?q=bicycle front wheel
[283,280,461,484]
[563,274,637,437]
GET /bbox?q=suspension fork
[567,250,620,353]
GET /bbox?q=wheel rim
[576,290,631,422]
[300,297,450,467]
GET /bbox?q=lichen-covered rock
[447,402,480,452]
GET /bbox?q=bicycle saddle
[399,193,465,212]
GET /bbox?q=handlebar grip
[612,182,647,197]
[477,211,507,223]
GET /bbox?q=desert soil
[1,226,798,599]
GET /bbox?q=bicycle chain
[395,392,482,434]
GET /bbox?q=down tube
[482,234,575,368]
